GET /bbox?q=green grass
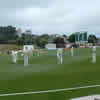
[0,48,100,100]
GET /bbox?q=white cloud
[0,0,100,34]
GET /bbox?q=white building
[45,43,56,50]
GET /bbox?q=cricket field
[0,48,100,100]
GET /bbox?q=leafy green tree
[0,26,16,44]
[68,34,75,43]
[88,34,97,43]
[34,36,48,48]
[54,37,65,48]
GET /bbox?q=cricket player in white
[11,50,18,64]
[29,48,33,57]
[38,48,40,56]
[71,46,74,56]
[57,48,63,64]
[92,46,96,63]
[23,47,29,66]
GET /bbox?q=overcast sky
[0,0,100,36]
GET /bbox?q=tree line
[0,26,17,44]
[0,26,98,48]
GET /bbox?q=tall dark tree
[34,36,48,48]
[54,37,65,48]
[88,34,97,43]
[68,34,75,43]
[0,26,16,44]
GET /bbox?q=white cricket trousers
[92,54,96,63]
[24,56,29,66]
[58,54,63,64]
[13,56,17,63]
